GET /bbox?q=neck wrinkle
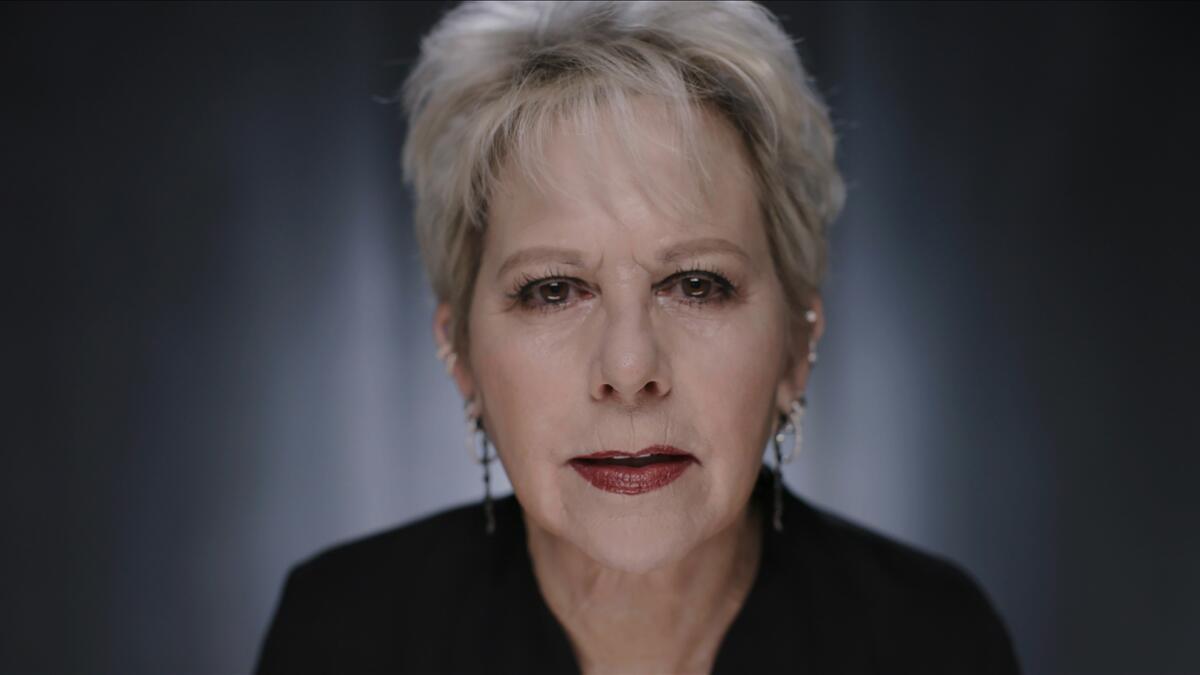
[523,497,764,674]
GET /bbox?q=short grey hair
[402,1,844,358]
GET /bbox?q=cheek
[680,314,784,452]
[468,314,580,472]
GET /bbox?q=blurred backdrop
[4,2,1198,673]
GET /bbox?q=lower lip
[569,456,695,495]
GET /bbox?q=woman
[256,2,1019,673]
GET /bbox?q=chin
[564,504,707,574]
[517,464,726,573]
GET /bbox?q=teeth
[584,454,684,468]
[573,453,689,466]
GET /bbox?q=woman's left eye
[660,270,736,305]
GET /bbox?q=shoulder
[292,497,492,589]
[786,494,1021,673]
[255,498,505,674]
[804,502,989,610]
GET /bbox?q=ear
[774,294,824,416]
[433,302,477,407]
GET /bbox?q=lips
[568,445,697,495]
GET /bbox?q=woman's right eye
[511,277,592,312]
[535,280,570,304]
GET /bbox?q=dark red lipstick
[568,445,697,495]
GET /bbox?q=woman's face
[440,104,818,572]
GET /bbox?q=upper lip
[572,445,697,462]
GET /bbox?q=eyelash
[505,265,739,314]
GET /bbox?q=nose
[591,297,672,406]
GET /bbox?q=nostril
[594,378,668,403]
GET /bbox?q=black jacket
[256,469,1020,673]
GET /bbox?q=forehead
[485,98,764,257]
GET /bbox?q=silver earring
[438,345,458,376]
[770,395,806,532]
[805,308,818,366]
[464,403,496,535]
[773,397,805,464]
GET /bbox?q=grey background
[4,2,1198,673]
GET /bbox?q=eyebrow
[495,237,750,280]
[658,237,750,265]
[495,246,587,281]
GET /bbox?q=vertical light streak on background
[779,4,1058,669]
[333,135,514,538]
[234,11,515,669]
[339,164,410,530]
[787,3,933,548]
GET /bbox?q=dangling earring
[770,308,818,531]
[771,395,806,532]
[464,401,496,535]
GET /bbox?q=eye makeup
[658,263,738,308]
[504,264,739,314]
[504,266,590,314]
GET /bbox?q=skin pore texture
[433,100,823,674]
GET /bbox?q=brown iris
[682,275,712,298]
[538,281,569,304]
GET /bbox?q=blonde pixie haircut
[402,1,844,362]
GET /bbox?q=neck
[524,501,763,675]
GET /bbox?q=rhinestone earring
[805,308,819,366]
[771,395,806,532]
[464,402,496,535]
